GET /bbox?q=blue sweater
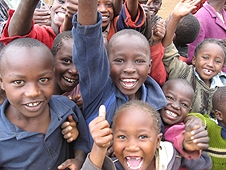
[72,12,167,149]
[0,95,90,169]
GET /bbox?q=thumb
[99,105,106,118]
[67,115,77,126]
[67,115,74,122]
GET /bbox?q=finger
[61,126,72,135]
[99,105,106,118]
[61,121,70,129]
[68,115,77,127]
[196,143,209,150]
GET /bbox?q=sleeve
[72,12,112,118]
[149,43,168,86]
[164,123,201,159]
[0,9,56,49]
[116,2,145,32]
[71,102,90,154]
[180,151,212,170]
[81,154,116,170]
[163,43,189,79]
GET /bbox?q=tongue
[127,157,142,168]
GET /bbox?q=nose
[171,101,180,110]
[207,59,214,67]
[61,3,66,10]
[125,139,139,151]
[123,62,136,74]
[98,3,107,12]
[68,65,79,75]
[24,83,41,98]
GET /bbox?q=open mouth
[26,102,40,107]
[120,79,138,89]
[56,11,65,19]
[165,110,177,118]
[203,68,213,75]
[63,76,76,83]
[126,157,143,170]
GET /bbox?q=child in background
[0,38,89,169]
[187,0,226,66]
[0,0,78,49]
[173,13,200,62]
[162,0,226,116]
[160,78,212,169]
[187,86,226,170]
[51,30,82,109]
[73,0,167,149]
[138,0,168,86]
[82,100,211,170]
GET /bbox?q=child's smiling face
[113,105,162,170]
[192,42,225,87]
[0,46,55,119]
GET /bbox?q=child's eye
[201,55,208,60]
[165,95,174,100]
[153,1,161,5]
[58,0,65,3]
[39,78,49,83]
[63,58,72,64]
[13,80,24,86]
[139,135,148,139]
[215,59,223,64]
[118,135,126,139]
[136,59,145,64]
[114,59,124,63]
[106,2,113,8]
[181,103,188,108]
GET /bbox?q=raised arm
[62,0,78,31]
[8,0,39,36]
[126,0,139,21]
[78,0,97,25]
[162,0,200,48]
[113,0,123,17]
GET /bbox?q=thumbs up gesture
[89,105,113,149]
[88,105,113,169]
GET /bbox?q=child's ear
[156,133,162,149]
[191,56,196,65]
[148,60,152,74]
[214,110,223,121]
[0,76,4,90]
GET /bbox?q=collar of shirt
[194,68,224,88]
[218,121,226,139]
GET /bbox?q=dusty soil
[158,0,181,19]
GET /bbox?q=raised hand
[68,94,83,110]
[89,105,113,149]
[61,115,79,143]
[88,105,113,169]
[183,116,209,151]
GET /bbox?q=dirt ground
[158,0,181,19]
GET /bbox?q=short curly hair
[174,13,200,47]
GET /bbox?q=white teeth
[126,157,143,170]
[57,12,65,18]
[64,76,75,83]
[166,110,177,118]
[203,69,213,74]
[27,102,39,107]
[122,79,137,82]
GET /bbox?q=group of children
[0,0,226,169]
